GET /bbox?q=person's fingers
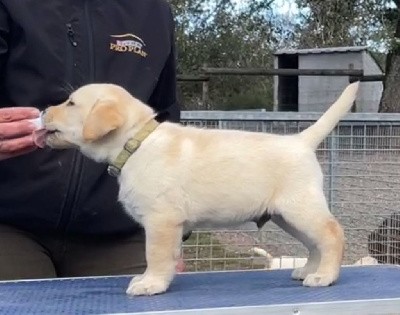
[0,134,37,154]
[0,145,37,161]
[0,121,37,139]
[0,107,40,123]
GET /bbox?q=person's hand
[0,107,40,161]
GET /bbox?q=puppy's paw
[128,274,145,285]
[291,267,310,281]
[126,275,169,296]
[302,273,337,287]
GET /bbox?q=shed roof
[274,46,369,56]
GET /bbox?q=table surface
[0,265,399,315]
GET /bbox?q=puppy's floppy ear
[83,100,125,142]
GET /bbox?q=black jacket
[0,0,179,236]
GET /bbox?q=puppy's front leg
[126,215,183,296]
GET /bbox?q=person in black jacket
[0,0,183,280]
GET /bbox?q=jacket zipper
[65,23,77,86]
[57,22,85,232]
[58,1,96,233]
[66,24,78,47]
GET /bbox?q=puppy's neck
[82,103,156,165]
[112,115,159,161]
[107,116,159,176]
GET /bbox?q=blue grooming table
[0,266,399,315]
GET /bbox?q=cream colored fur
[43,82,359,296]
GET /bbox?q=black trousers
[0,224,146,280]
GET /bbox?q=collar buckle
[107,165,120,177]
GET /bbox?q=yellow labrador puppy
[43,82,359,296]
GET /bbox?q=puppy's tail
[298,81,360,150]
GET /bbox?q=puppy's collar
[107,119,160,177]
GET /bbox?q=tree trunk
[379,8,400,113]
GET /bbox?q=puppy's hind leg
[126,212,183,296]
[302,215,344,287]
[272,215,320,281]
[274,188,345,287]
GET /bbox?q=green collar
[107,119,160,177]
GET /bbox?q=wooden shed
[273,46,384,112]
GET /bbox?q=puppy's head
[43,83,150,161]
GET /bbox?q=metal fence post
[218,120,228,130]
[328,128,337,211]
[363,124,367,160]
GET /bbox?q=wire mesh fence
[179,111,400,272]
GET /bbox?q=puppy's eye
[67,100,75,107]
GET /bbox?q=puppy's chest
[117,180,146,224]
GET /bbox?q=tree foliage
[170,0,288,110]
[379,1,400,112]
[295,0,395,49]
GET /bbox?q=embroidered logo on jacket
[110,34,148,58]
